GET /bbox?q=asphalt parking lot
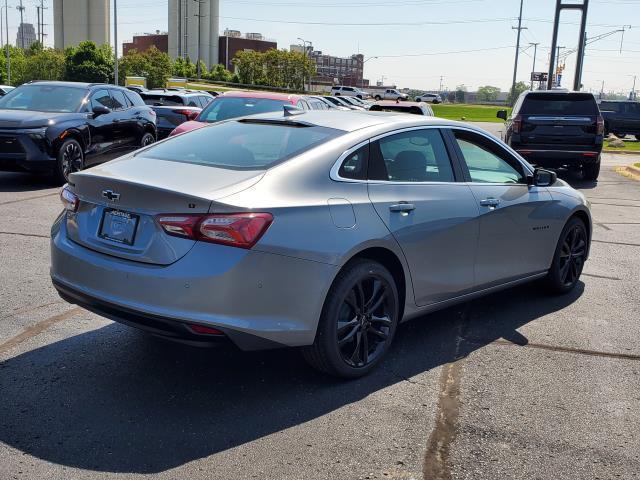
[1,150,639,480]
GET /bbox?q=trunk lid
[66,154,264,265]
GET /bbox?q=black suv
[498,90,604,180]
[599,100,640,140]
[139,89,216,139]
[0,81,157,183]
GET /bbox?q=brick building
[219,30,277,70]
[123,32,169,56]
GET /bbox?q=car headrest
[392,150,428,181]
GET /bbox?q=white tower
[168,0,219,68]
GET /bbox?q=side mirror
[533,168,557,187]
[496,110,508,121]
[92,104,111,117]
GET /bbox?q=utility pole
[630,75,637,100]
[4,0,9,84]
[600,80,605,99]
[36,6,40,45]
[39,0,47,45]
[194,0,206,78]
[439,75,444,93]
[17,0,25,48]
[114,0,118,85]
[529,42,539,90]
[510,0,526,100]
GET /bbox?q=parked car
[140,89,215,109]
[323,95,360,110]
[0,81,156,183]
[309,95,351,111]
[338,96,367,110]
[330,85,369,99]
[0,85,15,96]
[598,100,640,140]
[369,100,434,116]
[170,91,310,136]
[303,96,331,110]
[125,85,147,94]
[373,89,408,101]
[51,110,591,378]
[415,93,442,104]
[498,90,604,180]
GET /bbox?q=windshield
[0,84,87,113]
[139,120,344,170]
[198,97,289,123]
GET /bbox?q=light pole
[361,56,377,88]
[113,0,118,85]
[4,0,9,85]
[297,37,311,91]
[529,42,539,90]
[510,0,526,101]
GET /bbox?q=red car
[170,91,308,136]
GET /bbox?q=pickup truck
[372,89,408,101]
[598,100,640,140]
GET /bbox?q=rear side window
[138,121,344,170]
[370,129,454,182]
[520,93,598,115]
[338,145,368,180]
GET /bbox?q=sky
[2,0,640,94]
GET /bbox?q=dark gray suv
[498,90,604,180]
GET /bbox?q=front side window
[138,120,344,170]
[110,90,128,110]
[370,129,455,182]
[91,89,112,110]
[453,130,525,184]
[0,84,87,113]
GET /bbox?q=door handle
[389,203,416,212]
[479,198,501,207]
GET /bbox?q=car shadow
[0,172,57,193]
[0,281,584,474]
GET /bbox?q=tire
[335,93,341,96]
[357,95,363,99]
[53,138,84,184]
[374,95,382,101]
[140,132,155,147]
[302,259,399,378]
[583,160,600,181]
[416,98,422,102]
[543,217,588,294]
[635,135,640,141]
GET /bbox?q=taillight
[175,109,200,121]
[512,115,522,134]
[188,323,224,335]
[596,115,604,135]
[157,213,273,249]
[60,185,79,212]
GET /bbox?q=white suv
[373,89,408,101]
[415,93,442,104]
[330,86,369,99]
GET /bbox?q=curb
[615,164,640,181]
[604,149,640,155]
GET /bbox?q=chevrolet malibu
[51,110,591,378]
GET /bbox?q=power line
[218,15,515,26]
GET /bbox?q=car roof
[598,99,637,103]
[239,109,469,133]
[25,80,99,89]
[221,90,301,102]
[144,89,211,97]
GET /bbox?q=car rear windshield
[369,105,424,115]
[138,120,344,170]
[520,93,598,115]
[140,94,185,106]
[198,97,290,123]
[0,84,87,112]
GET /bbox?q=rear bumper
[50,215,338,350]
[512,146,602,167]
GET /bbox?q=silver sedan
[50,110,591,378]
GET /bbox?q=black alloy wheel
[55,139,84,184]
[545,217,588,293]
[141,132,155,147]
[303,259,399,378]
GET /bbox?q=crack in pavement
[594,222,611,231]
[0,231,50,239]
[590,202,640,208]
[582,272,622,281]
[423,312,467,480]
[462,338,640,362]
[592,239,640,247]
[0,192,57,206]
[1,300,66,320]
[0,307,83,356]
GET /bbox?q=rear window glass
[370,105,424,115]
[141,94,185,106]
[199,97,288,123]
[520,93,598,115]
[138,120,343,170]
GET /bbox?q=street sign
[531,72,549,82]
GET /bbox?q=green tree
[0,46,27,85]
[476,85,500,102]
[144,46,172,88]
[64,41,113,83]
[507,81,528,106]
[209,63,233,82]
[455,84,467,103]
[118,49,149,85]
[232,49,315,90]
[24,47,65,82]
